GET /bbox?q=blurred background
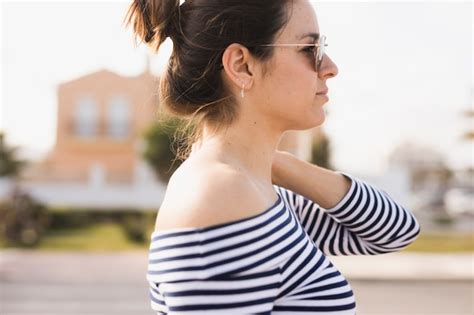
[0,0,472,314]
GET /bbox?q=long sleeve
[274,172,421,256]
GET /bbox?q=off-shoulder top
[147,172,421,314]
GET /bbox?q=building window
[74,95,98,138]
[107,95,130,139]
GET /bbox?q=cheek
[268,67,325,128]
[256,54,319,124]
[274,55,316,96]
[270,67,313,103]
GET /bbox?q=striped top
[147,172,421,314]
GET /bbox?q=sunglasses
[217,34,327,72]
[260,34,327,72]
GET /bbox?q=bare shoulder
[154,158,277,232]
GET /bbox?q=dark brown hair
[125,0,293,160]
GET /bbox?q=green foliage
[0,132,28,178]
[433,215,454,226]
[142,117,189,182]
[310,131,333,169]
[120,212,149,243]
[32,222,151,251]
[0,187,50,247]
[0,210,157,251]
[46,210,154,244]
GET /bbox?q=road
[1,251,472,315]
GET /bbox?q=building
[34,69,158,183]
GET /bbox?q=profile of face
[224,0,339,132]
[263,0,339,130]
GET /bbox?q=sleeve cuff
[324,171,357,213]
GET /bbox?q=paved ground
[1,250,473,315]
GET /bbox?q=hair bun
[163,3,181,40]
[125,0,181,51]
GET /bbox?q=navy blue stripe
[168,296,277,311]
[273,302,357,312]
[165,282,280,297]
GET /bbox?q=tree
[310,130,333,170]
[0,132,28,178]
[0,132,49,247]
[0,187,50,247]
[142,117,189,182]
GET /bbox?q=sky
[1,0,472,176]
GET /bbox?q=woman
[126,0,421,313]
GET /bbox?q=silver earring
[240,83,245,98]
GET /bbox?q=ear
[221,43,255,91]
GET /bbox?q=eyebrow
[299,32,320,41]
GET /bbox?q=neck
[190,112,283,186]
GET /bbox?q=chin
[310,115,326,128]
[294,113,325,131]
[310,105,326,125]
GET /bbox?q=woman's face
[254,0,339,131]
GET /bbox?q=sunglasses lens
[316,36,326,72]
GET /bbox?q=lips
[317,94,329,101]
[316,88,329,103]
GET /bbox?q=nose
[319,54,338,79]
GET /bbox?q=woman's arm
[271,150,421,255]
[272,150,352,209]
